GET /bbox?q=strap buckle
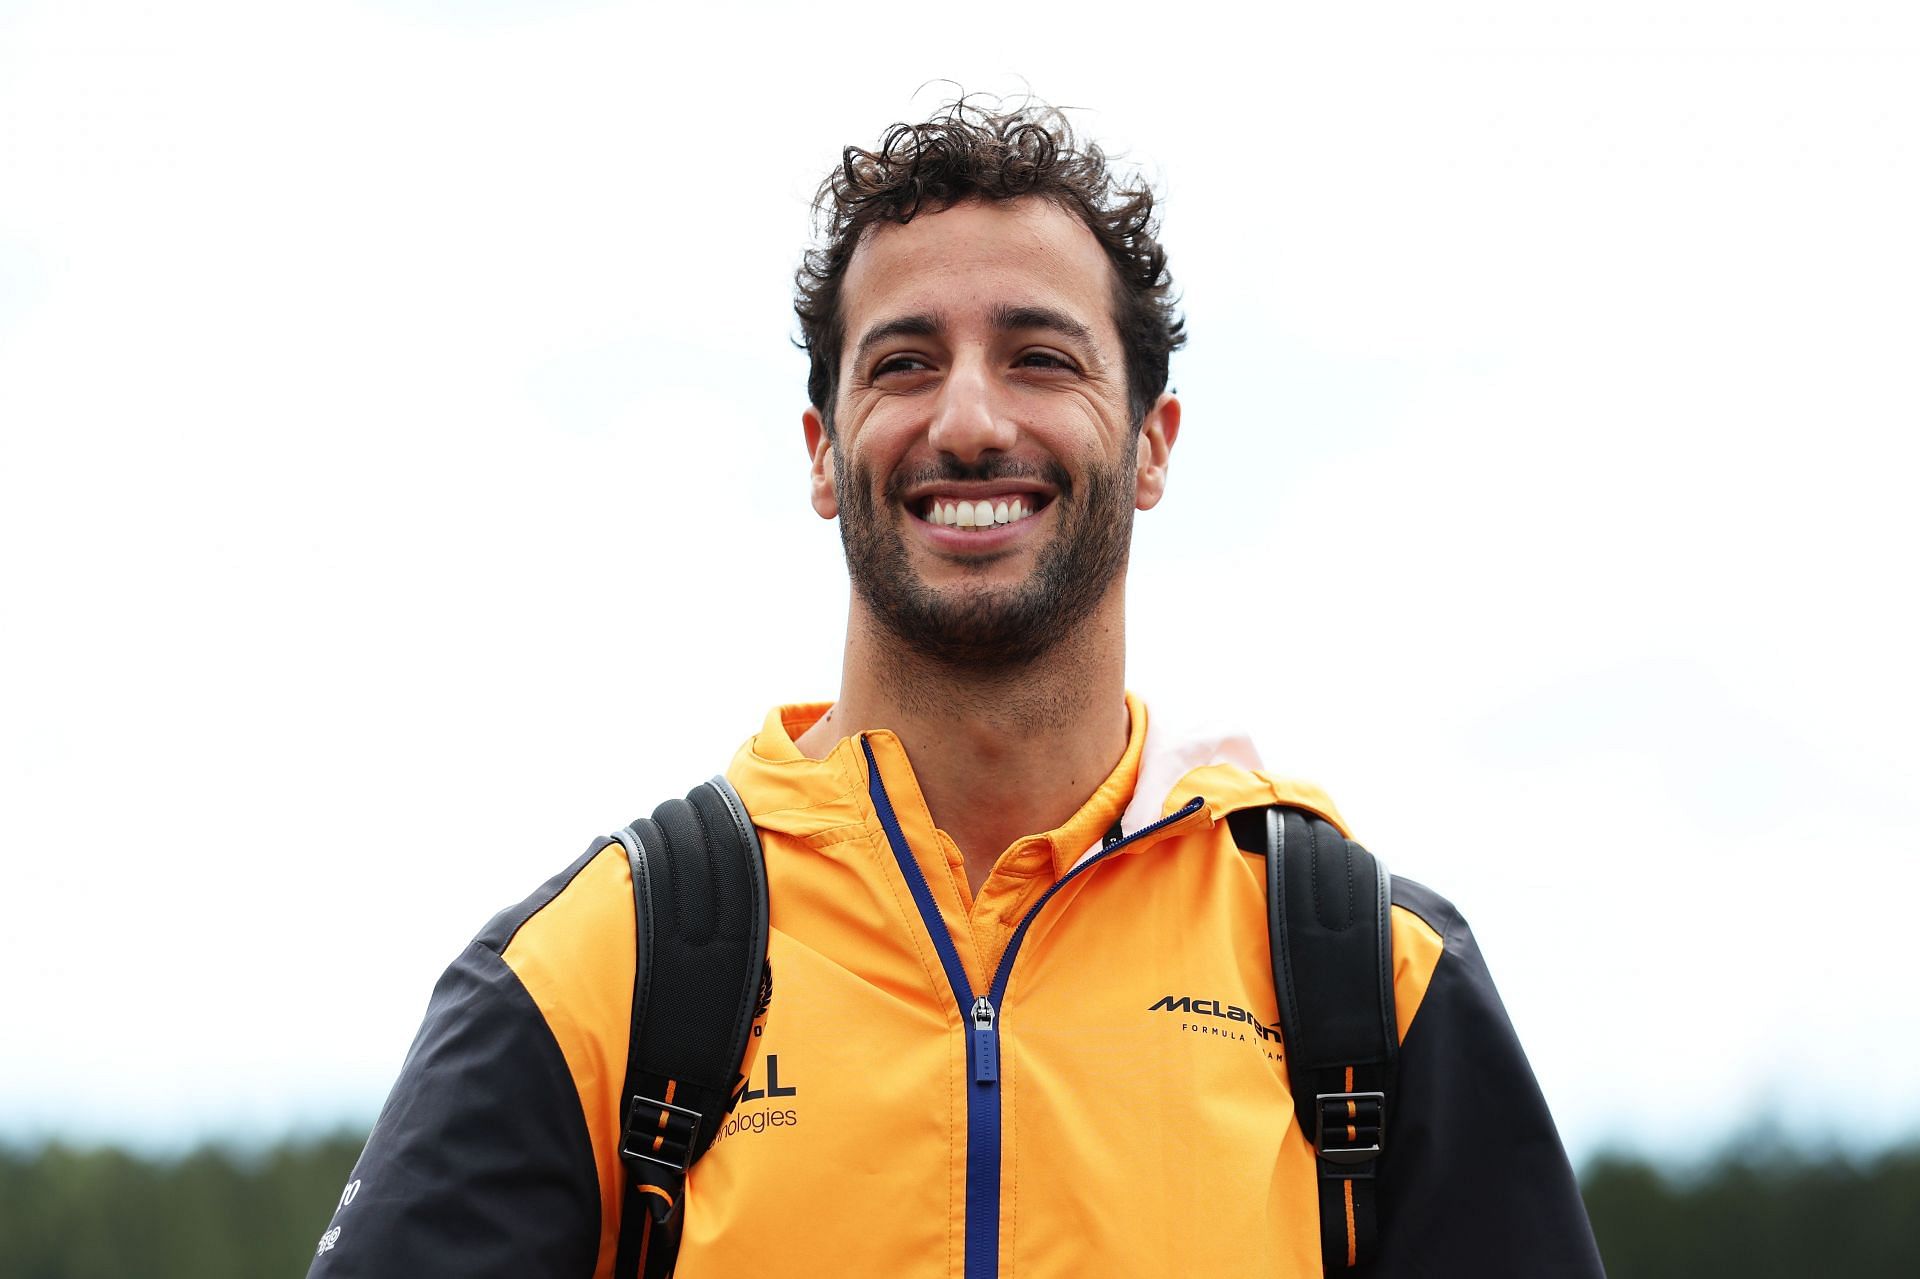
[1314,1090,1386,1168]
[620,1094,704,1174]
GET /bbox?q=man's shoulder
[472,838,632,959]
[1386,873,1470,947]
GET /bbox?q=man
[310,99,1604,1277]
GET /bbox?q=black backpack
[608,781,1395,1277]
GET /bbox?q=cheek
[851,421,936,493]
[834,450,889,518]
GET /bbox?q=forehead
[838,198,1118,345]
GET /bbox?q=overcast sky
[3,1,1917,1164]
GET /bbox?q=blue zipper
[862,735,1205,1279]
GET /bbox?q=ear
[803,406,838,519]
[1133,392,1181,511]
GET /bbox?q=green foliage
[4,1130,1920,1274]
[1583,1140,1920,1277]
[0,1131,366,1279]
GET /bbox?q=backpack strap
[610,777,770,1279]
[1232,805,1397,1273]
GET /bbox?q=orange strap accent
[634,1081,679,1271]
[651,1078,678,1153]
[1345,1066,1358,1141]
[1343,1177,1357,1266]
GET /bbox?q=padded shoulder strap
[1232,805,1396,1273]
[611,777,769,1279]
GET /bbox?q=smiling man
[310,99,1604,1279]
[791,192,1177,884]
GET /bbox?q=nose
[926,357,1017,464]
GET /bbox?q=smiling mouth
[912,494,1053,529]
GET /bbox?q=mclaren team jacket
[310,697,1604,1278]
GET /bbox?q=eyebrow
[991,304,1097,355]
[851,313,944,373]
[850,304,1102,373]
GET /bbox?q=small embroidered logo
[755,960,774,1021]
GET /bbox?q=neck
[795,592,1132,896]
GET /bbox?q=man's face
[803,197,1178,672]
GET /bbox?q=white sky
[3,1,1917,1164]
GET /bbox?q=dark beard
[834,447,1136,674]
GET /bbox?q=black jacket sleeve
[306,891,603,1277]
[1375,878,1607,1278]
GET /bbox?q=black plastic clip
[1314,1090,1386,1169]
[620,1094,703,1174]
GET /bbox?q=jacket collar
[727,695,1349,865]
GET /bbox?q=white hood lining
[1071,705,1265,872]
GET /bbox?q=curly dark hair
[794,96,1185,434]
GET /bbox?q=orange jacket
[310,697,1602,1277]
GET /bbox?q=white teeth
[926,496,1039,528]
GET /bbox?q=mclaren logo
[1148,994,1283,1046]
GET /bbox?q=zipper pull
[971,996,998,1085]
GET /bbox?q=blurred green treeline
[2,1131,1918,1276]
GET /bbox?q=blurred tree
[3,1130,1919,1274]
[1583,1139,1920,1277]
[0,1132,364,1278]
